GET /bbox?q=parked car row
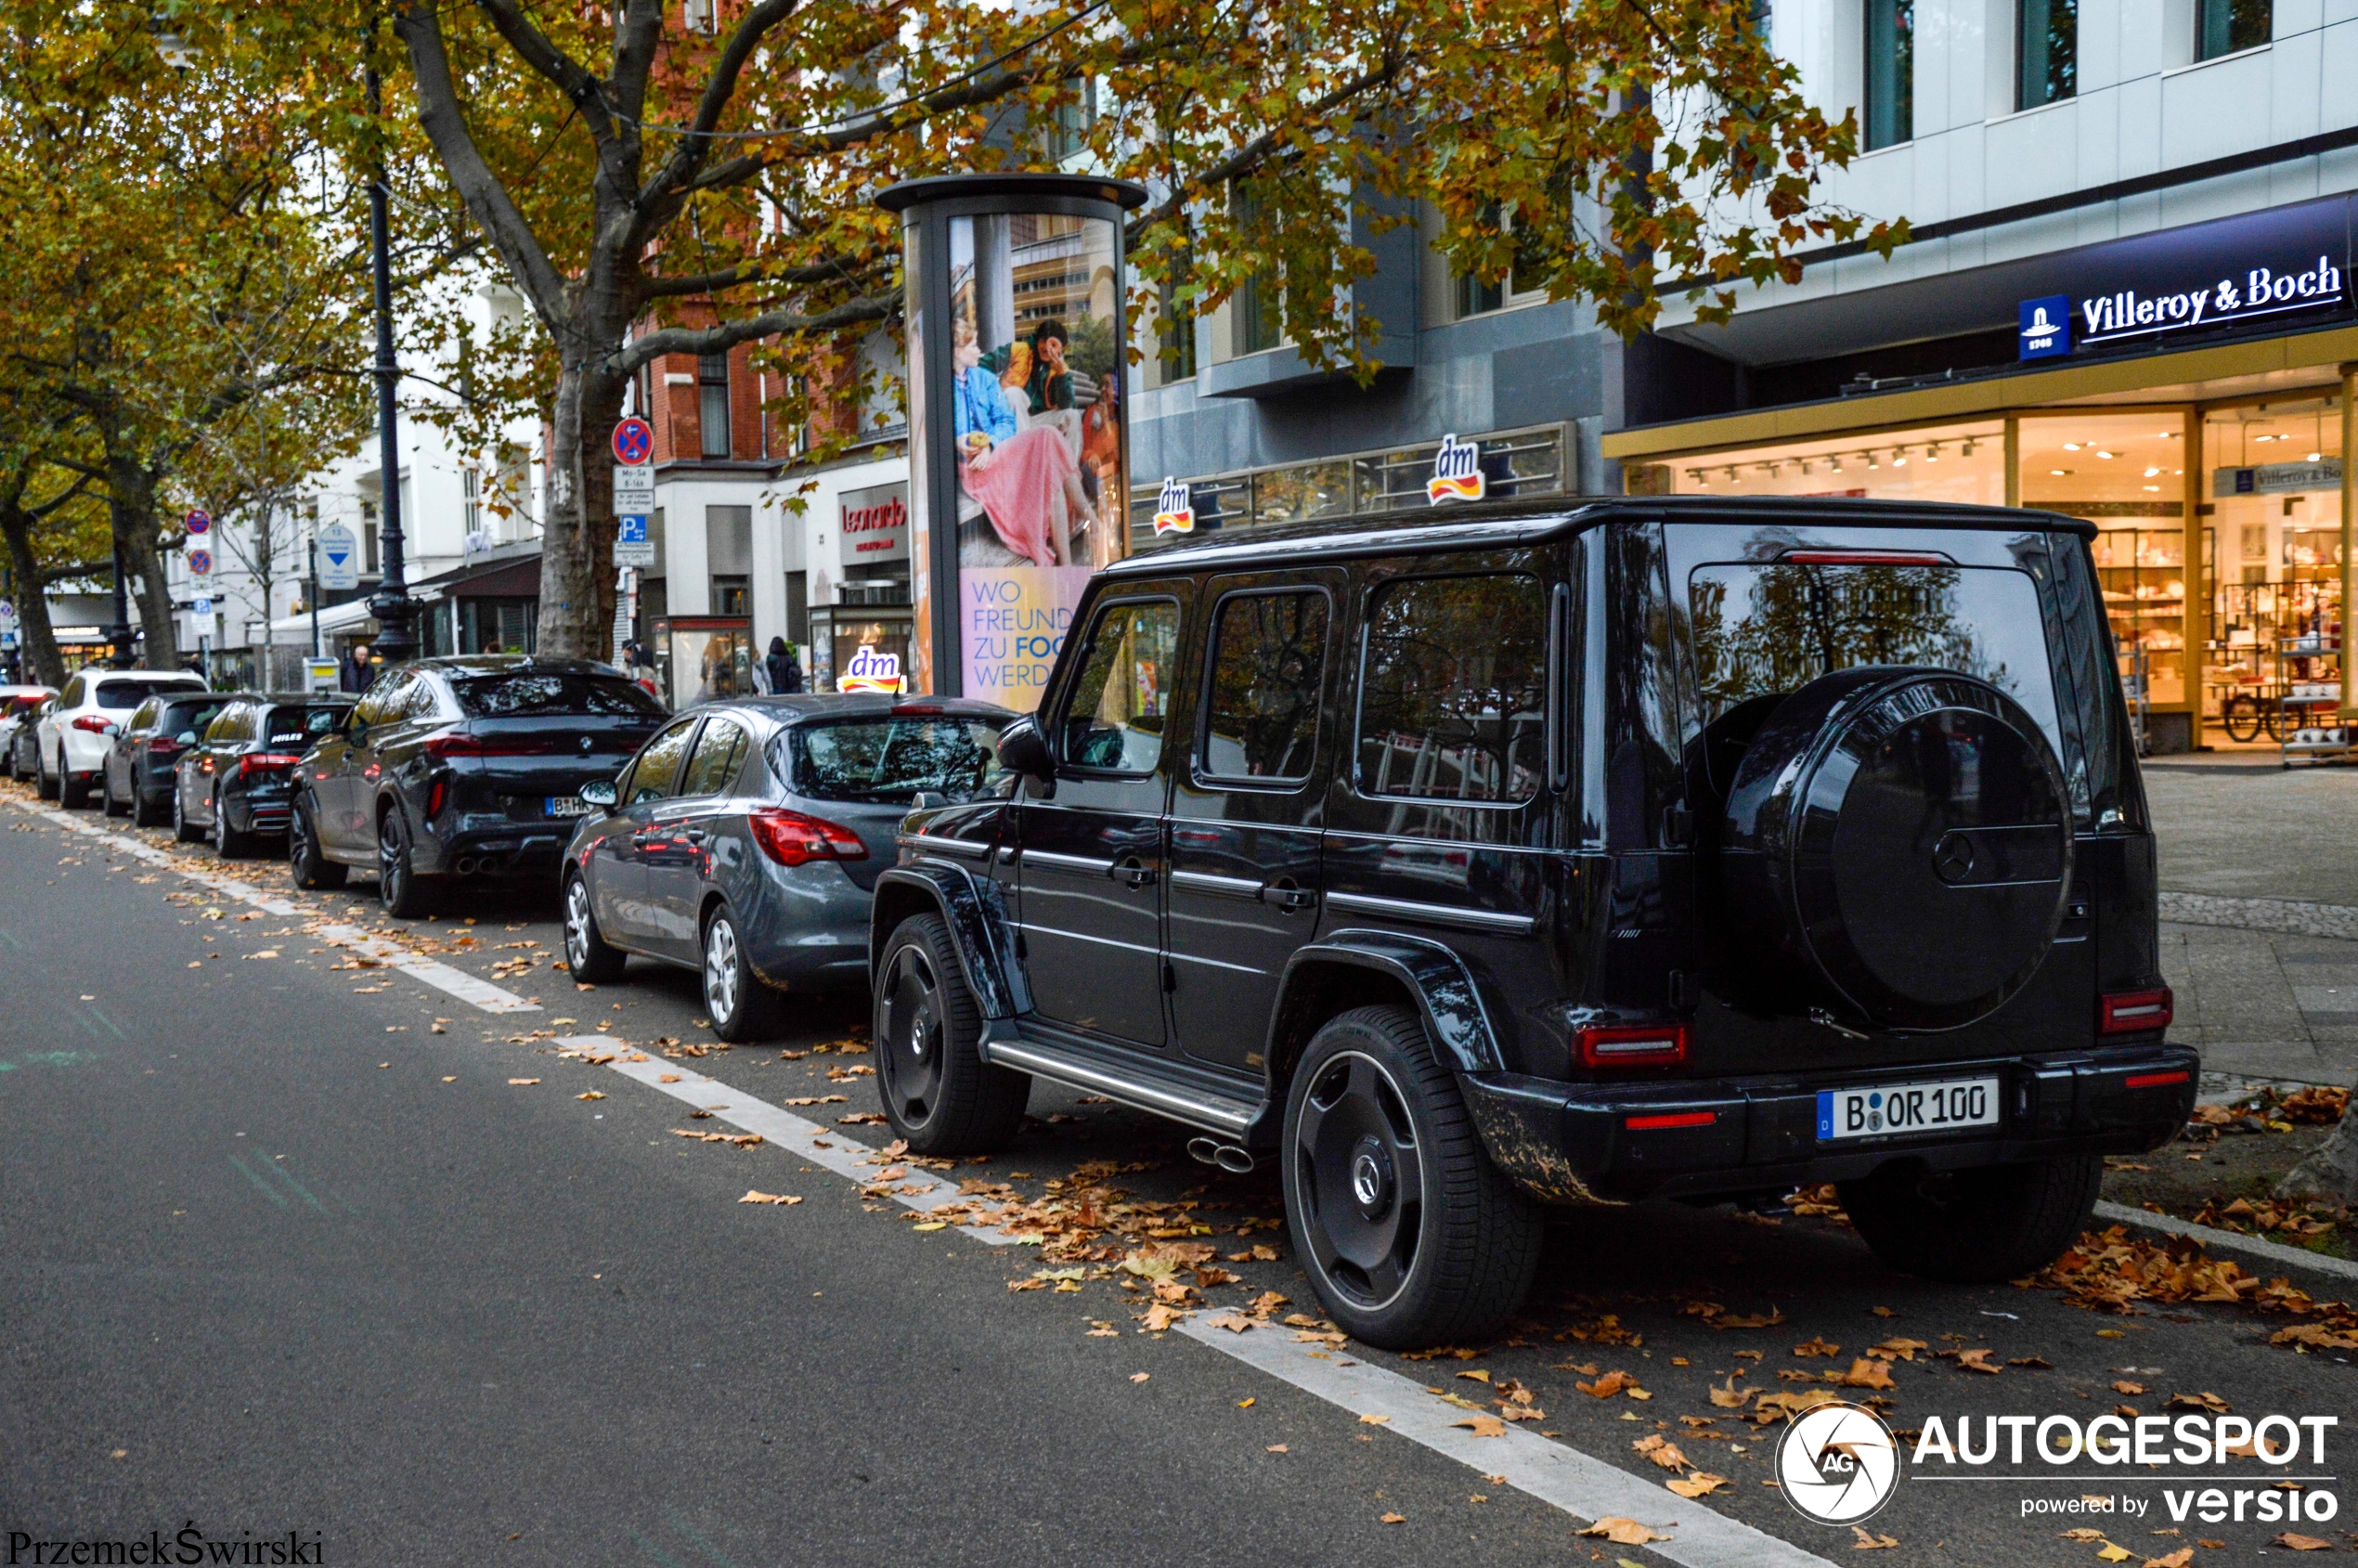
[3,496,2202,1352]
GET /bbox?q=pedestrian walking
[767,637,804,694]
[341,643,373,694]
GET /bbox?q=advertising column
[878,175,1148,706]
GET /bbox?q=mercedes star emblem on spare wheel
[1932,830,1977,884]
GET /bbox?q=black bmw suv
[872,498,2193,1349]
[291,656,667,916]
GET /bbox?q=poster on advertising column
[944,210,1124,710]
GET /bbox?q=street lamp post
[106,542,133,668]
[361,49,417,666]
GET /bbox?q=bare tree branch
[606,294,896,374]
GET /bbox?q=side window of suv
[1057,600,1180,774]
[1355,573,1548,804]
[59,677,84,706]
[1200,590,1328,782]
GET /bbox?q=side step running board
[982,1030,1261,1138]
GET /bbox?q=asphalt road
[1,781,2351,1568]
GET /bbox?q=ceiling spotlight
[2309,451,2324,462]
[1962,440,1978,457]
[1800,460,1814,475]
[1829,455,1845,473]
[2143,485,2161,493]
[2051,469,2069,476]
[2096,449,2117,460]
[1925,443,1943,462]
[2144,467,2161,477]
[1725,466,1739,482]
[1866,452,1881,470]
[2063,442,2082,451]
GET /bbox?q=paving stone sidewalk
[2148,763,2358,1087]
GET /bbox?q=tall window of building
[1050,77,1096,161]
[1233,188,1283,356]
[698,352,732,459]
[1451,206,1548,320]
[1159,238,1198,382]
[361,500,380,575]
[1863,0,1913,149]
[2197,0,2269,58]
[462,466,481,539]
[2017,0,2076,108]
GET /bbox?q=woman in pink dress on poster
[952,318,1098,566]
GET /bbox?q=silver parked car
[560,694,1012,1039]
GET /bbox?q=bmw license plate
[1817,1077,2000,1141]
[545,795,593,818]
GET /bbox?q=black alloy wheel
[701,901,784,1043]
[131,777,163,828]
[171,780,201,843]
[212,788,251,859]
[561,873,624,982]
[377,807,436,918]
[58,758,88,810]
[1281,1005,1542,1351]
[289,801,346,889]
[874,913,1028,1156]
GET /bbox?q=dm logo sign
[1777,1401,1903,1524]
[836,644,905,694]
[1151,476,1195,536]
[2020,295,2072,360]
[1428,434,1485,504]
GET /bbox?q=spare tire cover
[1719,666,2072,1031]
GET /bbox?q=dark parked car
[562,695,1011,1040]
[172,693,354,856]
[291,656,667,916]
[873,496,2193,1348]
[101,689,234,826]
[0,688,55,781]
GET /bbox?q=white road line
[2094,1199,2358,1285]
[573,1039,1017,1245]
[1176,1315,1840,1568]
[14,801,539,1015]
[569,1031,1836,1563]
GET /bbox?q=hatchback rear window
[96,680,202,709]
[452,672,665,718]
[783,717,1007,803]
[1686,562,2062,752]
[262,706,347,747]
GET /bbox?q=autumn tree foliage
[252,0,1900,657]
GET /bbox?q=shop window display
[1655,421,2005,506]
[2201,399,2342,743]
[2017,414,2189,708]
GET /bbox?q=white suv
[37,667,209,809]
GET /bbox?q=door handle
[1260,881,1316,913]
[1110,855,1158,890]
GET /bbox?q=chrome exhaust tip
[1186,1136,1223,1167]
[1187,1136,1256,1173]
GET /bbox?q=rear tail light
[1577,1022,1689,1069]
[149,740,182,758]
[1625,1109,1717,1131]
[2124,1069,2190,1089]
[1779,549,1952,566]
[2099,987,2173,1034]
[747,808,867,867]
[71,715,112,732]
[239,754,302,776]
[427,780,447,820]
[890,703,947,717]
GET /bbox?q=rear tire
[562,872,625,982]
[1281,1005,1544,1351]
[377,807,437,918]
[101,766,128,817]
[132,783,163,828]
[35,744,58,800]
[213,790,251,859]
[58,765,88,810]
[875,912,1029,1155]
[702,902,784,1042]
[171,784,201,843]
[1838,1154,2104,1282]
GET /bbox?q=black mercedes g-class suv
[870,498,2193,1349]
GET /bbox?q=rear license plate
[545,796,592,818]
[1817,1077,2000,1141]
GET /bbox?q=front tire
[101,766,128,817]
[875,912,1029,1155]
[58,763,88,810]
[1281,1005,1543,1351]
[171,783,201,842]
[131,779,162,827]
[35,744,58,800]
[377,807,437,918]
[701,901,784,1042]
[289,801,346,889]
[1838,1155,2104,1282]
[563,872,626,983]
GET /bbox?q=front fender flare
[1269,928,1508,1079]
[870,862,1028,1020]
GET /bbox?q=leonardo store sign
[2018,196,2352,361]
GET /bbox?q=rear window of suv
[96,679,202,709]
[1686,561,2062,750]
[452,672,665,718]
[783,717,1007,803]
[262,706,346,748]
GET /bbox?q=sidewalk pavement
[2148,763,2358,1089]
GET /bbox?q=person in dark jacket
[341,643,374,694]
[766,636,804,694]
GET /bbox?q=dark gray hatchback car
[561,695,1011,1038]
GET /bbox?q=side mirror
[995,716,1054,787]
[578,780,618,809]
[910,790,946,812]
[174,731,197,745]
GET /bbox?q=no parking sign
[188,548,212,577]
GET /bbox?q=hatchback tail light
[149,739,182,758]
[747,808,867,867]
[239,754,302,777]
[1576,1022,1689,1069]
[71,715,112,732]
[2100,987,2173,1034]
